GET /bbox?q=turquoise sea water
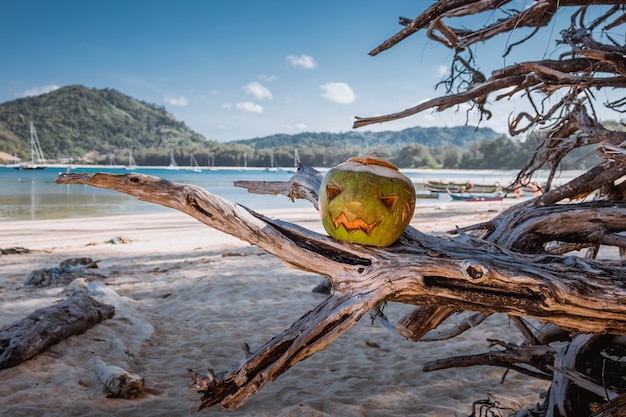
[0,165,579,221]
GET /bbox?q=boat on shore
[186,153,202,173]
[416,192,439,199]
[11,122,47,170]
[13,163,45,171]
[426,180,500,194]
[167,150,179,170]
[426,183,467,193]
[448,192,503,202]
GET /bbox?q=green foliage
[459,136,534,169]
[0,85,212,162]
[1,84,616,169]
[229,125,502,168]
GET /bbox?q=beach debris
[87,280,154,358]
[0,246,30,255]
[241,343,253,359]
[24,257,102,288]
[222,248,264,257]
[0,292,115,370]
[105,235,131,245]
[311,277,331,294]
[60,257,98,268]
[221,251,248,257]
[60,277,90,296]
[187,368,216,391]
[93,357,145,399]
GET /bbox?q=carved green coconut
[319,154,416,246]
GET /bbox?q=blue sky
[2,1,622,142]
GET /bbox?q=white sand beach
[0,201,549,416]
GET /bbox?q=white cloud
[222,103,232,110]
[438,65,448,76]
[286,54,317,69]
[242,81,273,100]
[164,95,189,106]
[15,84,60,98]
[281,123,308,131]
[236,102,263,113]
[258,74,277,82]
[320,82,355,104]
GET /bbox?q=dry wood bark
[354,3,626,415]
[356,3,626,137]
[0,292,115,370]
[93,357,145,399]
[55,171,626,411]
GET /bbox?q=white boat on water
[186,153,202,172]
[124,149,137,170]
[168,150,179,170]
[11,122,47,170]
[266,148,278,171]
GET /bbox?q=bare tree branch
[55,171,626,410]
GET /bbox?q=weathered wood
[354,2,626,415]
[547,334,599,417]
[396,305,456,341]
[234,165,323,209]
[360,3,626,132]
[24,257,101,287]
[93,357,144,399]
[422,341,555,380]
[591,393,626,417]
[56,171,626,411]
[0,292,115,370]
[486,201,626,253]
[420,312,489,342]
[56,172,626,331]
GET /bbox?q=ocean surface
[0,165,580,221]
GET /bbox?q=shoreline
[1,162,585,176]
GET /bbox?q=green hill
[0,84,514,168]
[0,85,211,163]
[231,126,502,168]
[234,126,498,153]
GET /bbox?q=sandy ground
[0,201,550,416]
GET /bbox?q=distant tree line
[124,133,602,170]
[1,85,619,170]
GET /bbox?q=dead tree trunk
[0,292,115,370]
[56,171,626,413]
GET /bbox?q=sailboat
[266,148,278,171]
[168,150,179,170]
[124,149,137,170]
[12,122,46,170]
[279,147,300,172]
[294,148,300,167]
[108,152,117,167]
[186,153,202,173]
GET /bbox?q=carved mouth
[330,213,379,235]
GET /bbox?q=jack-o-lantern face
[319,154,416,246]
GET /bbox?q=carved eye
[326,184,343,202]
[379,195,399,211]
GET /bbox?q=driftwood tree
[56,2,626,416]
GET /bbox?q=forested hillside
[0,85,210,162]
[0,84,609,169]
